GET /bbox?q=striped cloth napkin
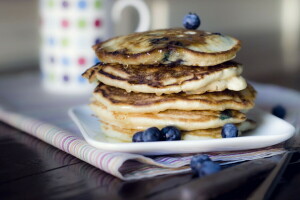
[0,72,299,181]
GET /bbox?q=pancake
[182,119,256,140]
[82,61,247,95]
[93,28,241,66]
[93,83,256,113]
[90,101,246,131]
[100,120,256,143]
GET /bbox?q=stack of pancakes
[83,28,256,142]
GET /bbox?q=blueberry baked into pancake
[83,13,257,143]
[92,28,241,67]
[83,61,246,95]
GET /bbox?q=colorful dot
[94,57,100,64]
[78,0,87,9]
[78,57,86,65]
[48,37,55,46]
[62,57,70,66]
[61,19,69,28]
[94,0,102,9]
[78,75,86,83]
[50,56,55,63]
[62,0,69,8]
[61,38,69,47]
[63,75,69,82]
[95,38,101,44]
[94,19,102,27]
[78,19,86,28]
[48,0,54,8]
[49,73,55,81]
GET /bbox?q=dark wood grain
[0,122,80,184]
[148,158,278,200]
[271,152,300,200]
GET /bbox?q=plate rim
[68,105,295,155]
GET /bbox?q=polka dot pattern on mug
[49,56,55,64]
[48,0,54,8]
[94,19,102,27]
[62,0,69,8]
[41,0,108,90]
[78,0,87,9]
[62,57,70,66]
[78,57,86,66]
[61,19,69,28]
[78,19,87,28]
[94,0,102,9]
[48,37,55,46]
[63,74,70,82]
[61,38,69,47]
[95,38,101,44]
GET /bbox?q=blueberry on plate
[183,13,201,30]
[190,154,211,174]
[132,131,144,142]
[221,123,238,138]
[142,127,163,142]
[196,161,221,177]
[161,126,181,141]
[271,105,286,119]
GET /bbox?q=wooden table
[1,68,300,200]
[1,121,300,200]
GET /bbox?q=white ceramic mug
[39,0,150,94]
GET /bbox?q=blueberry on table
[190,154,211,174]
[271,105,286,119]
[142,127,163,142]
[183,13,201,30]
[132,131,144,142]
[161,126,181,141]
[221,123,238,138]
[196,161,221,177]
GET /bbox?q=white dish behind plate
[69,105,295,155]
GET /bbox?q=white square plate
[69,105,295,155]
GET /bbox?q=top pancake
[82,61,247,95]
[93,28,241,66]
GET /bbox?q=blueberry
[142,127,163,142]
[190,154,211,174]
[183,13,201,30]
[132,131,144,142]
[196,161,221,177]
[271,105,286,119]
[221,123,238,138]
[161,126,181,141]
[220,110,232,120]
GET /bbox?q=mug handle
[112,0,150,32]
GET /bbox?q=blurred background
[0,0,299,90]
